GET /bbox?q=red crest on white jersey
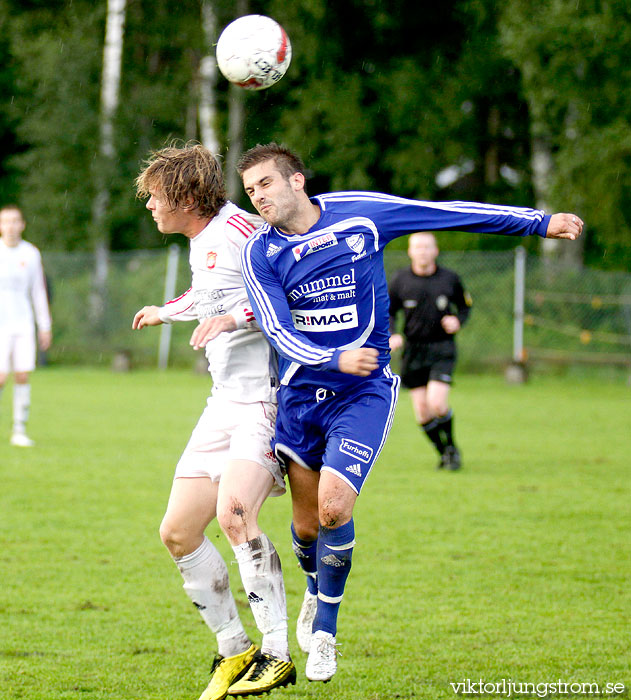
[206,251,217,269]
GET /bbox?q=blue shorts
[273,367,400,494]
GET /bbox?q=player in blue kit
[236,143,583,682]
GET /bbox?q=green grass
[0,369,629,699]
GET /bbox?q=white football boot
[11,432,34,447]
[306,630,338,682]
[296,589,318,653]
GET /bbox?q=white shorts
[174,397,285,495]
[0,331,36,374]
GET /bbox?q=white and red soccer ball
[216,14,292,91]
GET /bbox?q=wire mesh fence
[40,247,631,373]
[386,248,631,373]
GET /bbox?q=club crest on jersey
[266,243,282,258]
[339,439,373,464]
[346,233,365,255]
[436,294,448,311]
[292,232,338,262]
[206,251,217,269]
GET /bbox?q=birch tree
[91,0,126,323]
[198,0,220,154]
[224,0,248,200]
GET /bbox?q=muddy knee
[217,498,254,544]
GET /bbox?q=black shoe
[436,452,448,470]
[443,445,462,471]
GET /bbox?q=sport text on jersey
[195,288,227,318]
[292,232,338,261]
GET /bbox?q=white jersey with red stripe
[159,201,277,403]
[0,238,51,334]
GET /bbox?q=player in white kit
[132,145,295,700]
[0,205,52,447]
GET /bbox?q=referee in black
[388,232,471,470]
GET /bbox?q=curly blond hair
[135,143,226,218]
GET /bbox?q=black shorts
[400,340,456,389]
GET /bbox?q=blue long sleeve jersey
[241,191,550,391]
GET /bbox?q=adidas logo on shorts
[345,463,362,477]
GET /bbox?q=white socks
[174,533,289,661]
[175,536,250,659]
[12,383,31,434]
[233,534,289,661]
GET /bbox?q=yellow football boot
[198,644,258,700]
[227,651,296,696]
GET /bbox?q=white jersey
[159,202,277,403]
[0,238,51,334]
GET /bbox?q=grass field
[1,368,629,700]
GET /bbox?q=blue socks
[291,523,318,595]
[313,519,355,636]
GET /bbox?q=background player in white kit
[132,144,295,700]
[0,205,52,447]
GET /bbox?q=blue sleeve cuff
[538,214,552,238]
[320,348,343,372]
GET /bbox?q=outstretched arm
[335,193,583,248]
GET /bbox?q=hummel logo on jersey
[345,463,362,477]
[292,232,338,261]
[266,242,282,258]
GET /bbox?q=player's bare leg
[217,460,295,696]
[288,462,320,653]
[160,477,255,700]
[0,373,6,436]
[412,382,460,469]
[426,380,460,469]
[425,380,450,420]
[11,371,33,447]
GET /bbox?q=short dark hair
[237,142,306,182]
[0,204,24,218]
[135,142,226,219]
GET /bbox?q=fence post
[513,246,526,362]
[158,244,180,369]
[505,246,529,383]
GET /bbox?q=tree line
[1,0,630,270]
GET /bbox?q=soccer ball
[215,15,292,91]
